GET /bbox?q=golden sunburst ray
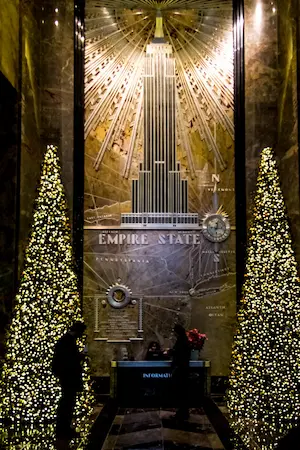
[85,0,233,177]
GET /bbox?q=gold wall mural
[84,0,236,377]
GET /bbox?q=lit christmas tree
[227,147,300,449]
[0,145,93,434]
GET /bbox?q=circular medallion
[106,283,132,309]
[202,214,231,243]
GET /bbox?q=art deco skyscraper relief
[121,12,198,228]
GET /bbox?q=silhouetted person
[52,321,86,440]
[171,323,190,420]
[146,341,163,361]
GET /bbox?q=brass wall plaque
[94,296,143,343]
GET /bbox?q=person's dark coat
[170,324,190,418]
[52,332,83,391]
[171,335,190,371]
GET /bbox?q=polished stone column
[39,0,74,213]
[244,0,300,262]
[18,0,75,272]
[244,0,279,196]
[19,1,42,269]
[74,0,85,293]
[0,0,19,89]
[276,0,300,260]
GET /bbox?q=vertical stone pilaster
[277,0,300,262]
[244,0,279,201]
[244,0,300,263]
[40,0,74,217]
[18,0,75,274]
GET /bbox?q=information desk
[110,360,211,407]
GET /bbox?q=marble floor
[101,408,224,450]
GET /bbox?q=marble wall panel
[18,1,43,272]
[277,0,300,262]
[18,0,75,272]
[0,0,19,89]
[244,0,300,262]
[39,0,74,221]
[244,0,279,202]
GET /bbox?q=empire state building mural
[84,1,235,230]
[121,13,198,228]
[84,0,236,378]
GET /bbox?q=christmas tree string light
[0,145,94,442]
[227,147,300,449]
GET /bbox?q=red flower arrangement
[187,328,207,350]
